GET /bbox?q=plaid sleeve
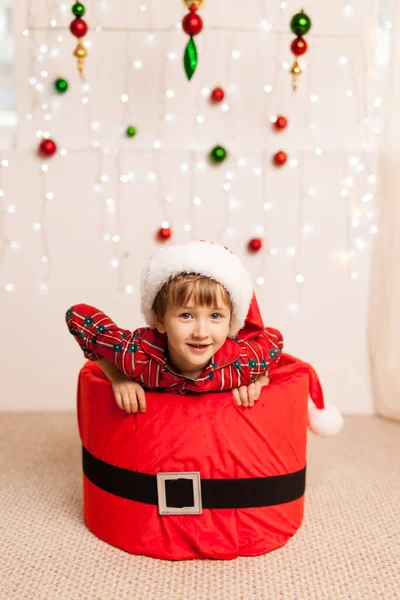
[65,304,148,378]
[234,327,284,385]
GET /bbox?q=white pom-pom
[308,404,344,437]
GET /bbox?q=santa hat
[140,240,343,436]
[140,240,253,338]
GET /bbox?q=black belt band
[82,445,306,510]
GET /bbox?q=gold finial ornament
[183,0,205,9]
[73,42,87,77]
[290,59,302,91]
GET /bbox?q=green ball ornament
[54,78,68,94]
[290,11,312,37]
[209,145,227,164]
[72,2,86,18]
[126,126,137,138]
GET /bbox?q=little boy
[66,240,283,413]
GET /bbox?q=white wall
[1,0,387,412]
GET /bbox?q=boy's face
[154,287,231,379]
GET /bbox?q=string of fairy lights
[0,0,390,312]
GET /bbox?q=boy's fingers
[247,383,256,406]
[239,386,248,407]
[137,387,146,412]
[254,381,262,399]
[122,392,134,413]
[128,392,139,414]
[114,391,123,411]
[232,388,241,406]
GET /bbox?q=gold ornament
[183,0,204,9]
[73,41,87,77]
[290,58,302,91]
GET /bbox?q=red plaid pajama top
[66,299,283,394]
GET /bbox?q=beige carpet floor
[0,414,398,600]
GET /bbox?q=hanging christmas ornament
[289,9,312,91]
[157,226,172,241]
[290,10,312,36]
[126,126,137,138]
[209,145,227,164]
[38,138,57,158]
[210,87,225,104]
[53,78,68,94]
[290,37,308,56]
[70,18,87,38]
[273,115,288,131]
[182,1,205,80]
[272,150,288,167]
[248,238,262,253]
[72,2,85,17]
[70,3,88,78]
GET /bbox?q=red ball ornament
[182,11,203,36]
[38,138,57,158]
[248,238,263,253]
[273,115,288,131]
[70,18,88,38]
[157,226,172,241]
[210,87,225,103]
[290,37,308,56]
[273,151,288,167]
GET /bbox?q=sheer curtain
[368,1,400,421]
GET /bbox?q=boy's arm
[65,304,148,378]
[96,358,130,382]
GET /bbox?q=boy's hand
[111,377,146,414]
[232,374,270,408]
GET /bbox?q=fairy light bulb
[344,4,353,16]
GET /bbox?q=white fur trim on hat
[140,240,253,337]
[308,404,344,437]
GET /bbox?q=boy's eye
[180,313,192,319]
[211,313,222,319]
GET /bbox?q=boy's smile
[154,287,231,380]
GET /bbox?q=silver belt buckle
[156,472,202,515]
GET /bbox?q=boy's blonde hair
[152,273,232,322]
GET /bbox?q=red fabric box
[77,353,311,560]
